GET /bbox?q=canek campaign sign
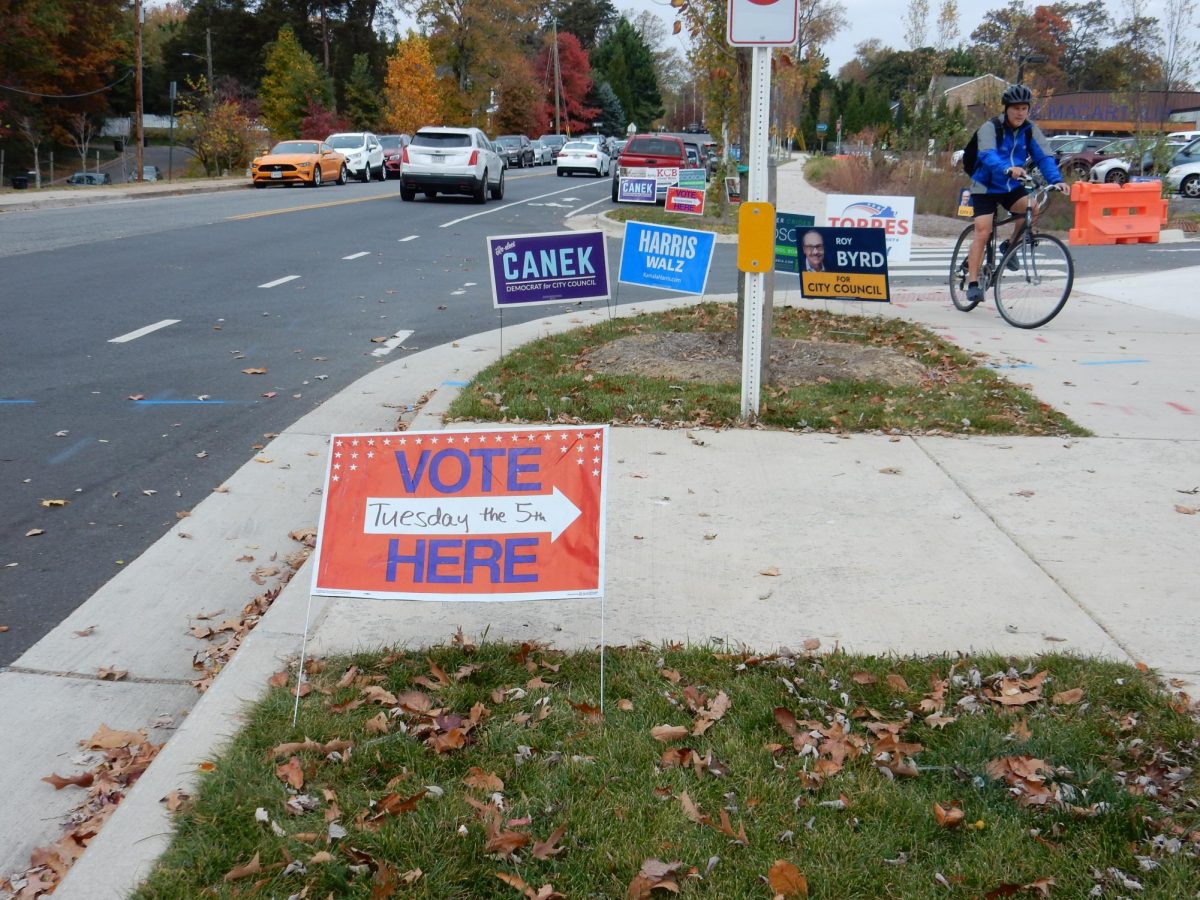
[487,230,610,308]
[618,177,657,203]
[824,194,915,262]
[797,226,890,302]
[618,221,715,295]
[312,427,608,601]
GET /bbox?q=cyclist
[964,83,1065,304]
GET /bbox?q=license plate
[271,171,282,179]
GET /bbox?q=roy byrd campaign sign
[823,194,915,263]
[618,177,657,203]
[487,230,610,308]
[774,211,816,274]
[618,220,715,295]
[797,226,890,302]
[312,426,609,601]
[664,186,706,215]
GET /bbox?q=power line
[0,69,135,99]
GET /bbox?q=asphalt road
[0,169,1192,663]
[0,167,743,663]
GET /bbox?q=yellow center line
[226,172,547,221]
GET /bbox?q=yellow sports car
[251,140,348,188]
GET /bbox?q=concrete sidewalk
[0,175,248,213]
[4,158,1197,898]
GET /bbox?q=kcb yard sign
[313,426,609,601]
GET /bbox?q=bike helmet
[1002,83,1034,107]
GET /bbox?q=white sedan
[556,140,610,177]
[1165,161,1200,198]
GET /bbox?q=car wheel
[557,169,564,177]
[377,164,386,181]
[310,166,322,187]
[1181,174,1200,198]
[1106,169,1127,185]
[611,178,619,202]
[400,185,415,201]
[361,165,371,183]
[337,164,348,185]
[474,171,488,204]
[491,169,505,200]
[1071,161,1089,178]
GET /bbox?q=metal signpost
[727,0,799,417]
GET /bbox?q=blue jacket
[970,116,1062,194]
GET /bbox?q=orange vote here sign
[312,426,608,601]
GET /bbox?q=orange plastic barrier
[1068,181,1168,245]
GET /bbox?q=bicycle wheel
[994,234,1074,328]
[948,224,981,311]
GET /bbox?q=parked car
[1052,136,1112,161]
[1167,130,1200,143]
[1088,140,1187,184]
[1164,160,1200,198]
[556,140,610,177]
[611,133,687,202]
[488,139,509,171]
[380,134,410,178]
[538,134,568,159]
[128,165,162,182]
[682,140,706,176]
[530,140,553,165]
[399,125,504,203]
[1060,137,1136,179]
[251,140,347,188]
[325,132,385,181]
[1170,137,1200,169]
[67,171,112,186]
[495,135,534,168]
[1045,134,1088,154]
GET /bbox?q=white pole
[739,46,771,418]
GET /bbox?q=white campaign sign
[727,0,800,45]
[823,194,916,263]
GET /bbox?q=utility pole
[205,28,214,85]
[552,18,561,135]
[135,0,144,183]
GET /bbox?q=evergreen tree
[591,18,663,130]
[588,80,625,134]
[343,53,382,130]
[259,25,332,138]
[555,0,618,50]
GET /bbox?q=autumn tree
[1050,2,1111,89]
[177,79,259,175]
[904,0,930,50]
[343,53,382,130]
[495,61,548,136]
[299,98,351,139]
[536,31,599,135]
[259,24,333,138]
[383,33,442,134]
[1158,0,1198,90]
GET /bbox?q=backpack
[960,117,1006,176]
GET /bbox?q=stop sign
[727,0,800,45]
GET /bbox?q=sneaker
[966,284,984,304]
[999,240,1020,271]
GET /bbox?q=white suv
[325,132,385,181]
[400,126,504,203]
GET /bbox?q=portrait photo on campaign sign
[798,227,890,302]
[487,230,610,308]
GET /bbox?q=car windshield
[1100,139,1133,154]
[539,135,566,146]
[413,132,472,148]
[326,135,365,149]
[379,136,405,150]
[497,137,521,146]
[1057,139,1088,153]
[562,142,592,151]
[271,141,319,155]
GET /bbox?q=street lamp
[1016,52,1047,85]
[181,52,213,87]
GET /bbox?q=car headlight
[297,161,312,168]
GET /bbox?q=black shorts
[971,187,1028,218]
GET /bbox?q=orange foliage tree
[383,33,443,134]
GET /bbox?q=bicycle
[948,175,1075,329]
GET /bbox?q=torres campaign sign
[312,426,608,601]
[824,194,915,262]
[487,230,610,308]
[618,221,715,295]
[797,226,890,302]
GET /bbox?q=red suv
[611,134,687,202]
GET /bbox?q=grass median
[444,303,1086,437]
[134,641,1199,898]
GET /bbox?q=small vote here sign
[313,426,609,601]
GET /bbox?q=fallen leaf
[162,789,190,811]
[878,466,902,475]
[886,674,910,692]
[463,767,505,792]
[760,566,781,576]
[933,802,965,829]
[267,670,289,688]
[87,723,146,749]
[651,724,689,743]
[26,528,45,537]
[627,858,683,899]
[276,756,305,789]
[42,771,94,790]
[680,790,705,825]
[767,859,809,897]
[223,852,262,882]
[1174,504,1197,515]
[1051,687,1084,705]
[618,699,634,711]
[531,822,568,860]
[40,499,69,508]
[486,828,531,855]
[241,367,268,375]
[96,666,128,681]
[364,711,390,734]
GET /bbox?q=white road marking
[439,182,607,228]
[342,251,371,260]
[571,196,610,215]
[259,275,301,288]
[370,329,415,357]
[451,290,466,295]
[398,235,419,242]
[464,282,477,286]
[108,319,180,344]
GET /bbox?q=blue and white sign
[618,177,657,203]
[618,221,715,296]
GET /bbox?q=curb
[0,178,249,213]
